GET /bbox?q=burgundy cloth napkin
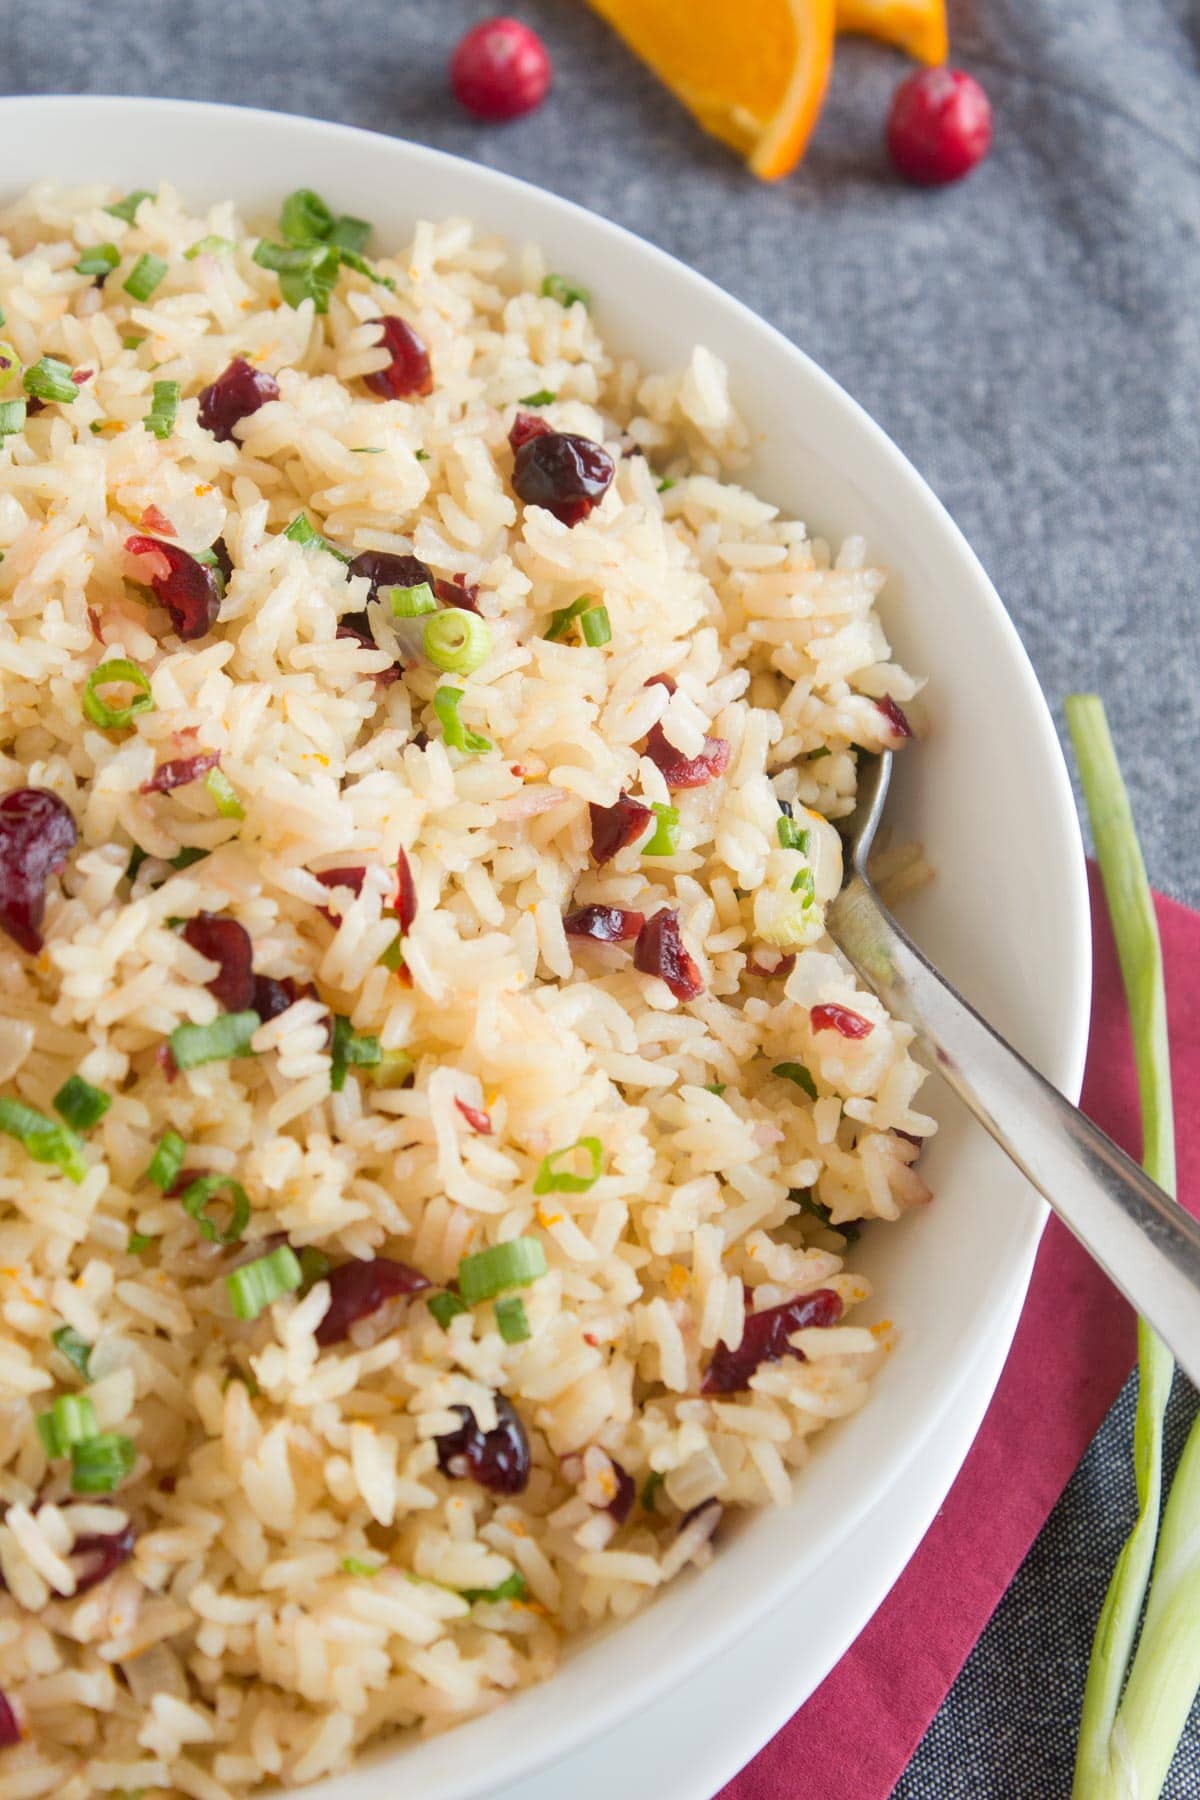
[721,870,1200,1799]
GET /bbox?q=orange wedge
[835,0,947,65]
[585,0,837,181]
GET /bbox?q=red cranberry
[181,913,255,1011]
[70,1523,137,1593]
[886,67,992,187]
[643,723,732,789]
[341,550,435,649]
[633,908,704,1002]
[563,904,644,944]
[394,844,418,933]
[454,1097,493,1134]
[139,751,221,796]
[512,432,615,527]
[811,1002,874,1039]
[589,793,652,865]
[435,574,480,613]
[0,787,77,955]
[508,411,554,453]
[125,536,223,641]
[450,17,552,122]
[875,695,914,740]
[701,1290,843,1394]
[198,357,280,443]
[252,974,297,1021]
[606,1457,636,1526]
[315,865,367,924]
[364,318,433,401]
[435,1396,531,1495]
[315,1258,431,1347]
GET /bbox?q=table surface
[9,0,1200,1792]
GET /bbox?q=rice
[0,179,935,1792]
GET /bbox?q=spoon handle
[828,872,1200,1384]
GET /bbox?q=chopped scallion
[433,686,491,755]
[283,512,351,562]
[0,1096,87,1183]
[38,1394,98,1458]
[82,658,154,730]
[533,1138,603,1195]
[143,378,180,440]
[122,333,146,351]
[52,1074,111,1133]
[24,356,78,404]
[179,1173,250,1245]
[543,594,592,642]
[790,867,815,906]
[205,765,245,820]
[542,273,590,309]
[388,581,436,617]
[104,190,154,224]
[252,239,341,313]
[127,1230,154,1255]
[580,605,611,647]
[144,1130,186,1189]
[51,1325,92,1381]
[74,243,120,278]
[641,1471,664,1512]
[123,254,168,302]
[296,1246,332,1294]
[184,234,235,260]
[423,608,491,675]
[169,1010,261,1071]
[330,1015,382,1092]
[329,215,371,255]
[460,1569,529,1604]
[70,1432,136,1494]
[518,388,556,406]
[642,802,680,857]
[0,399,26,439]
[226,1244,303,1321]
[363,1046,414,1087]
[704,1082,727,1096]
[777,817,810,853]
[170,845,210,871]
[656,477,675,493]
[428,1291,468,1330]
[280,188,336,245]
[458,1237,547,1304]
[773,1062,818,1100]
[494,1295,531,1344]
[343,1555,383,1577]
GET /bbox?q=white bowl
[0,96,1092,1798]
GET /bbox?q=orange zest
[834,0,947,65]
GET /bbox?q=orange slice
[585,0,837,181]
[835,0,947,65]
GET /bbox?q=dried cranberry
[508,411,553,453]
[512,432,614,527]
[810,1002,874,1039]
[701,1290,843,1394]
[634,909,704,1002]
[875,695,914,741]
[450,16,552,121]
[607,1457,635,1526]
[589,793,652,865]
[435,573,480,613]
[156,1042,179,1083]
[181,913,255,1010]
[0,787,77,954]
[364,317,433,400]
[66,1522,136,1595]
[563,904,645,944]
[198,357,280,444]
[394,845,417,933]
[454,1097,492,1134]
[647,672,677,696]
[139,751,221,795]
[315,1257,431,1347]
[342,550,435,649]
[886,67,993,187]
[315,865,366,923]
[435,1396,531,1495]
[893,1127,924,1149]
[643,723,732,789]
[0,1687,19,1749]
[125,536,223,641]
[252,974,296,1021]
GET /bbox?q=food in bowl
[0,181,932,1792]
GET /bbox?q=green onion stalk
[1067,695,1197,1800]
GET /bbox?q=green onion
[122,333,146,351]
[226,1244,303,1321]
[24,356,78,404]
[1068,695,1187,1800]
[378,935,405,975]
[170,845,210,871]
[363,1046,414,1088]
[543,595,592,642]
[642,802,679,857]
[280,187,336,245]
[459,1238,547,1304]
[0,400,26,439]
[433,686,492,755]
[0,1096,87,1183]
[777,816,810,853]
[773,1062,818,1100]
[808,746,831,762]
[105,190,154,224]
[387,581,436,617]
[494,1296,531,1344]
[423,609,491,675]
[283,512,351,562]
[144,1129,187,1190]
[460,1569,529,1604]
[790,1186,859,1243]
[641,1471,664,1512]
[343,1555,383,1578]
[169,1010,261,1071]
[518,389,557,406]
[143,378,180,440]
[428,1291,468,1330]
[704,1081,727,1096]
[123,254,168,303]
[533,1137,603,1195]
[329,216,371,255]
[296,1246,332,1294]
[75,243,120,278]
[205,766,245,820]
[52,1075,111,1133]
[790,867,816,906]
[82,658,155,730]
[51,1325,92,1381]
[179,1173,250,1246]
[335,247,395,291]
[542,274,590,309]
[350,446,384,455]
[656,477,675,493]
[37,1393,97,1459]
[330,1016,382,1092]
[127,1230,154,1255]
[252,239,342,313]
[580,606,611,648]
[184,235,235,260]
[414,449,431,462]
[70,1432,136,1494]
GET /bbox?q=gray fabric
[8,0,1200,1791]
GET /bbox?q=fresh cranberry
[394,845,417,932]
[701,1290,843,1394]
[634,909,704,1002]
[589,792,652,865]
[449,17,552,122]
[512,432,614,527]
[875,695,914,740]
[198,357,280,444]
[364,317,433,400]
[252,974,296,1021]
[435,1396,531,1495]
[125,536,223,641]
[455,1097,493,1134]
[886,67,992,187]
[643,723,731,789]
[181,913,255,1011]
[0,1687,19,1748]
[0,787,77,954]
[315,1258,431,1347]
[606,1457,636,1526]
[811,1002,874,1039]
[139,751,221,795]
[563,904,645,944]
[508,411,554,453]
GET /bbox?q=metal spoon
[825,749,1200,1387]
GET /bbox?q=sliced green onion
[433,686,492,756]
[414,448,431,462]
[123,254,168,303]
[37,1393,98,1459]
[0,1097,87,1183]
[105,190,154,224]
[363,1047,414,1088]
[226,1244,303,1321]
[704,1081,727,1097]
[53,1075,111,1133]
[641,1471,664,1512]
[790,867,816,906]
[75,243,120,278]
[82,658,155,730]
[169,1010,261,1071]
[642,802,680,857]
[423,609,491,675]
[777,817,810,853]
[773,1062,818,1100]
[70,1432,136,1494]
[533,1138,603,1195]
[144,1129,186,1191]
[378,935,406,975]
[170,845,210,871]
[335,246,395,291]
[350,446,384,455]
[143,378,180,440]
[296,1246,332,1295]
[179,1173,250,1246]
[791,1186,859,1243]
[494,1296,531,1344]
[542,273,590,309]
[543,595,592,642]
[24,356,78,404]
[184,234,235,260]
[329,215,371,255]
[343,1555,383,1578]
[458,1237,547,1304]
[428,1291,468,1330]
[205,766,245,820]
[0,399,26,439]
[253,239,341,313]
[127,1230,154,1255]
[283,512,351,562]
[580,606,611,648]
[656,477,675,494]
[51,1325,92,1381]
[460,1569,529,1605]
[387,581,436,618]
[330,1016,382,1092]
[281,187,336,245]
[518,389,556,406]
[122,333,146,351]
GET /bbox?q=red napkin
[721,870,1200,1800]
